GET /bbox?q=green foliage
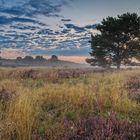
[87,13,140,69]
[66,111,77,121]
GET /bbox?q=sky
[0,0,140,63]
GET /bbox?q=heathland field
[0,68,140,140]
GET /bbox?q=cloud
[0,21,96,56]
[27,46,90,56]
[0,6,25,16]
[58,55,87,63]
[0,16,39,25]
[0,0,98,62]
[1,48,25,59]
[0,0,75,18]
[84,24,97,29]
[64,23,97,32]
[61,18,72,22]
[0,0,73,28]
[65,24,86,33]
[25,0,61,17]
[31,55,88,63]
[0,0,4,5]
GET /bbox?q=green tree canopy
[23,56,34,61]
[35,56,45,61]
[50,55,58,61]
[86,13,140,69]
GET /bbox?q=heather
[0,68,140,140]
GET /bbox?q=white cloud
[1,48,26,59]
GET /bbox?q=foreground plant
[64,113,140,140]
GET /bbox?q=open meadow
[0,68,140,140]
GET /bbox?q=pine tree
[87,13,140,69]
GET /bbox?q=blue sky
[61,0,140,25]
[0,0,140,62]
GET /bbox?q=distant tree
[87,13,140,69]
[23,56,34,61]
[136,55,140,60]
[16,57,22,61]
[50,55,58,61]
[0,51,2,66]
[35,56,45,61]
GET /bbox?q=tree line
[16,55,58,61]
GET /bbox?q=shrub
[0,88,15,102]
[64,113,140,140]
[125,75,140,102]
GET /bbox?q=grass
[0,68,140,139]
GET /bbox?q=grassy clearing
[0,68,140,139]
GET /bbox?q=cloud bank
[0,0,98,62]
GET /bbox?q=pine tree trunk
[117,62,121,69]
